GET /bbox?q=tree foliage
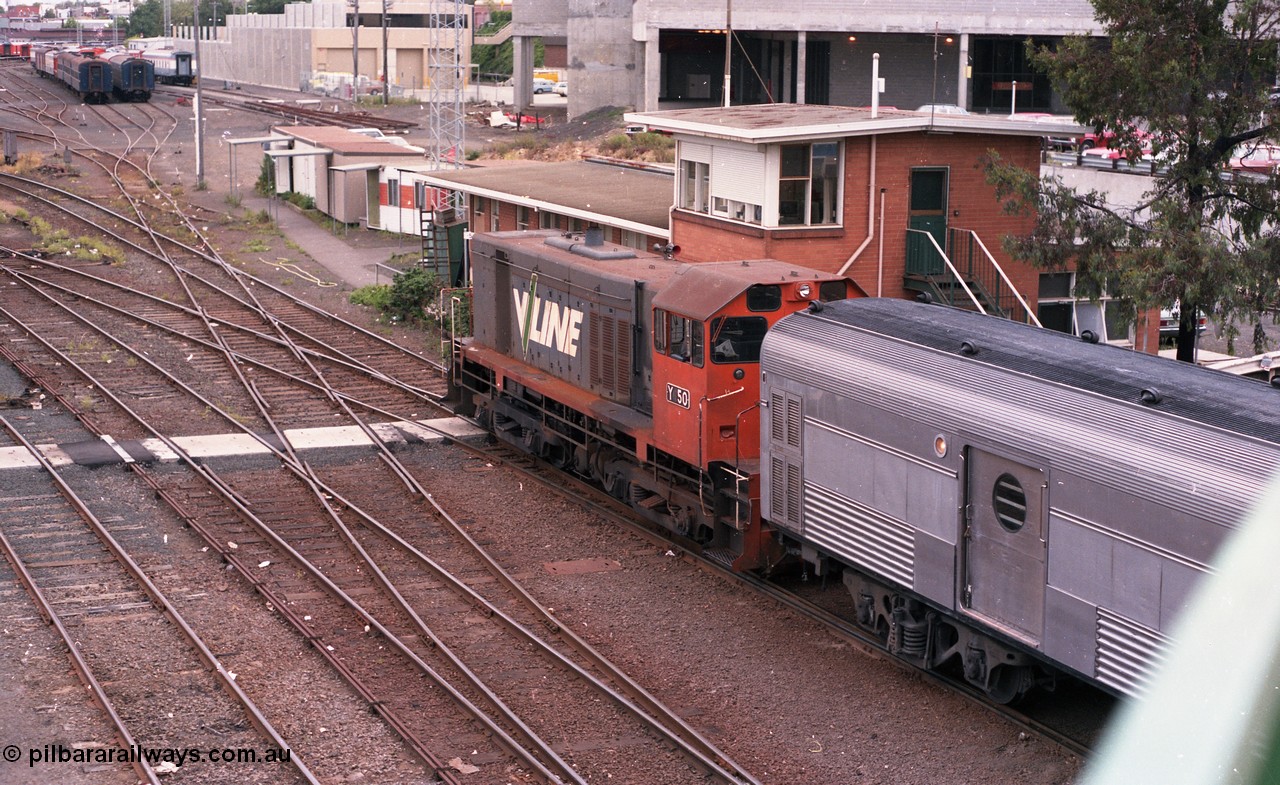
[986,0,1280,359]
[126,0,164,37]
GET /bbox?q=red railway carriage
[456,229,861,562]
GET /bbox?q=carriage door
[962,448,1047,646]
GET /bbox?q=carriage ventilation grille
[770,391,802,448]
[805,483,914,587]
[1095,607,1169,698]
[769,456,802,530]
[589,311,631,400]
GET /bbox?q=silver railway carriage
[138,49,194,86]
[760,298,1280,700]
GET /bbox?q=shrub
[349,283,392,311]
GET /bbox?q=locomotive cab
[650,265,855,472]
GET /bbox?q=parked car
[533,78,554,94]
[1160,303,1208,339]
[914,103,969,115]
[1229,143,1280,173]
[554,81,568,96]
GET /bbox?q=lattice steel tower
[426,0,466,190]
[418,0,468,281]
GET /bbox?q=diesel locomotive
[453,229,1280,702]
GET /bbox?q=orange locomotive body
[455,230,860,567]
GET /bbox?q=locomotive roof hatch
[651,260,859,319]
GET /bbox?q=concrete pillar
[643,34,660,111]
[957,32,969,110]
[513,35,533,108]
[796,31,806,105]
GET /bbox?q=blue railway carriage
[759,297,1280,701]
[53,51,112,104]
[106,53,154,102]
[138,49,194,86]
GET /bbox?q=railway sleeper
[842,571,1055,704]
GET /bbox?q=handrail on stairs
[958,229,1042,328]
[905,229,986,314]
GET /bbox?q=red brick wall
[670,131,1042,302]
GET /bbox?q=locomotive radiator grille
[1095,607,1169,697]
[588,311,631,400]
[804,483,914,588]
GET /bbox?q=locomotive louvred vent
[589,312,631,400]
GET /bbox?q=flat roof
[272,125,425,156]
[408,159,673,239]
[625,104,1088,145]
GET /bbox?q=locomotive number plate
[666,383,691,409]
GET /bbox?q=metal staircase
[904,227,1041,326]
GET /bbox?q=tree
[248,0,294,15]
[126,0,164,37]
[986,0,1280,360]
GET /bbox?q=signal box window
[653,309,704,367]
[746,284,782,312]
[710,316,768,363]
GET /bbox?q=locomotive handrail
[905,229,985,313]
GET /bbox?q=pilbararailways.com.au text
[10,743,292,768]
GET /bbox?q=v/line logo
[514,276,584,358]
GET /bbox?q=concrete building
[175,0,472,96]
[511,0,1105,117]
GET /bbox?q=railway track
[0,415,319,785]
[448,435,1113,759]
[0,135,766,781]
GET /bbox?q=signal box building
[620,105,1159,349]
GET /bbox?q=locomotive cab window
[819,280,847,301]
[653,309,704,367]
[746,285,782,312]
[710,316,768,364]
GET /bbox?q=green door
[907,168,949,275]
